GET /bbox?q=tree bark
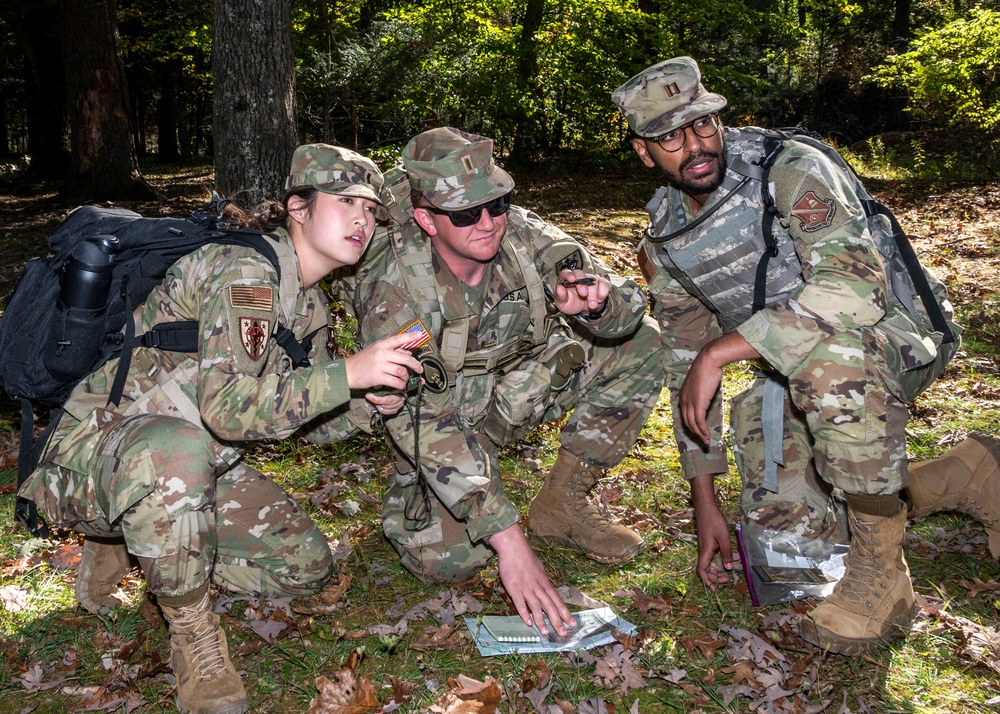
[212,0,297,207]
[3,0,70,179]
[892,0,911,50]
[509,0,546,165]
[157,58,180,162]
[59,0,155,201]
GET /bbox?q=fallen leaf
[556,586,607,609]
[678,632,726,659]
[293,572,353,614]
[615,587,674,615]
[48,541,83,571]
[307,670,380,714]
[592,644,646,695]
[428,675,502,713]
[410,622,467,651]
[138,594,166,629]
[389,675,415,704]
[1,556,31,578]
[521,659,552,693]
[956,577,1000,596]
[719,659,758,688]
[0,585,30,613]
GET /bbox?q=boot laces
[836,514,886,605]
[568,474,615,531]
[173,602,227,679]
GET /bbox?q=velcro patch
[555,249,584,274]
[418,354,448,393]
[398,319,432,351]
[240,317,270,361]
[790,191,836,232]
[230,285,273,311]
[637,244,656,284]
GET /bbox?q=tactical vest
[643,127,958,361]
[644,131,802,333]
[375,166,550,381]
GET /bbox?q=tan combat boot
[800,503,914,655]
[76,537,133,615]
[908,433,1000,557]
[160,585,249,714]
[528,447,644,564]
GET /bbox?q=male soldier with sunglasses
[611,57,986,655]
[351,127,663,635]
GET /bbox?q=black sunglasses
[423,192,512,228]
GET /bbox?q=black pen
[559,276,597,288]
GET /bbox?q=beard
[661,150,728,197]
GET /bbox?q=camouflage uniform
[635,129,954,541]
[354,202,663,582]
[20,230,368,599]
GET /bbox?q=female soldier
[19,145,421,714]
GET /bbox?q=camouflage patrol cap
[401,127,514,210]
[611,56,727,138]
[286,144,386,214]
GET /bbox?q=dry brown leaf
[48,541,83,571]
[1,556,31,578]
[292,572,353,614]
[678,632,727,659]
[521,660,552,693]
[720,659,757,688]
[621,587,674,615]
[307,670,380,714]
[956,577,1000,596]
[138,593,167,630]
[410,622,467,651]
[389,675,415,704]
[428,675,502,714]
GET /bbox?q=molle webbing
[387,220,548,378]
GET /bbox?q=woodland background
[0,0,999,200]
[1,1,1000,713]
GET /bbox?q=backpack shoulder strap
[752,134,786,313]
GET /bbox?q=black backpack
[1,200,315,537]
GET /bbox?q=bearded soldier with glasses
[612,57,981,656]
[349,127,663,637]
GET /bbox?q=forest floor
[0,162,999,713]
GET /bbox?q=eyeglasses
[651,115,720,153]
[422,192,512,228]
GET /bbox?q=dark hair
[219,186,321,232]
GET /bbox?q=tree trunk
[59,0,155,201]
[212,0,297,207]
[509,0,546,165]
[157,58,180,162]
[3,0,70,179]
[892,0,911,50]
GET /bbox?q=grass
[1,162,999,712]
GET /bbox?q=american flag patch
[398,320,431,351]
[230,285,273,311]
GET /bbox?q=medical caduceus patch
[240,317,270,361]
[790,190,836,232]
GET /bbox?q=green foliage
[870,7,1000,133]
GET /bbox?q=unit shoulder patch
[240,317,270,362]
[790,191,836,232]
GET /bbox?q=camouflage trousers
[34,414,332,600]
[731,326,924,543]
[383,315,664,583]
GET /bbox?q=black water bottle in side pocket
[44,235,120,381]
